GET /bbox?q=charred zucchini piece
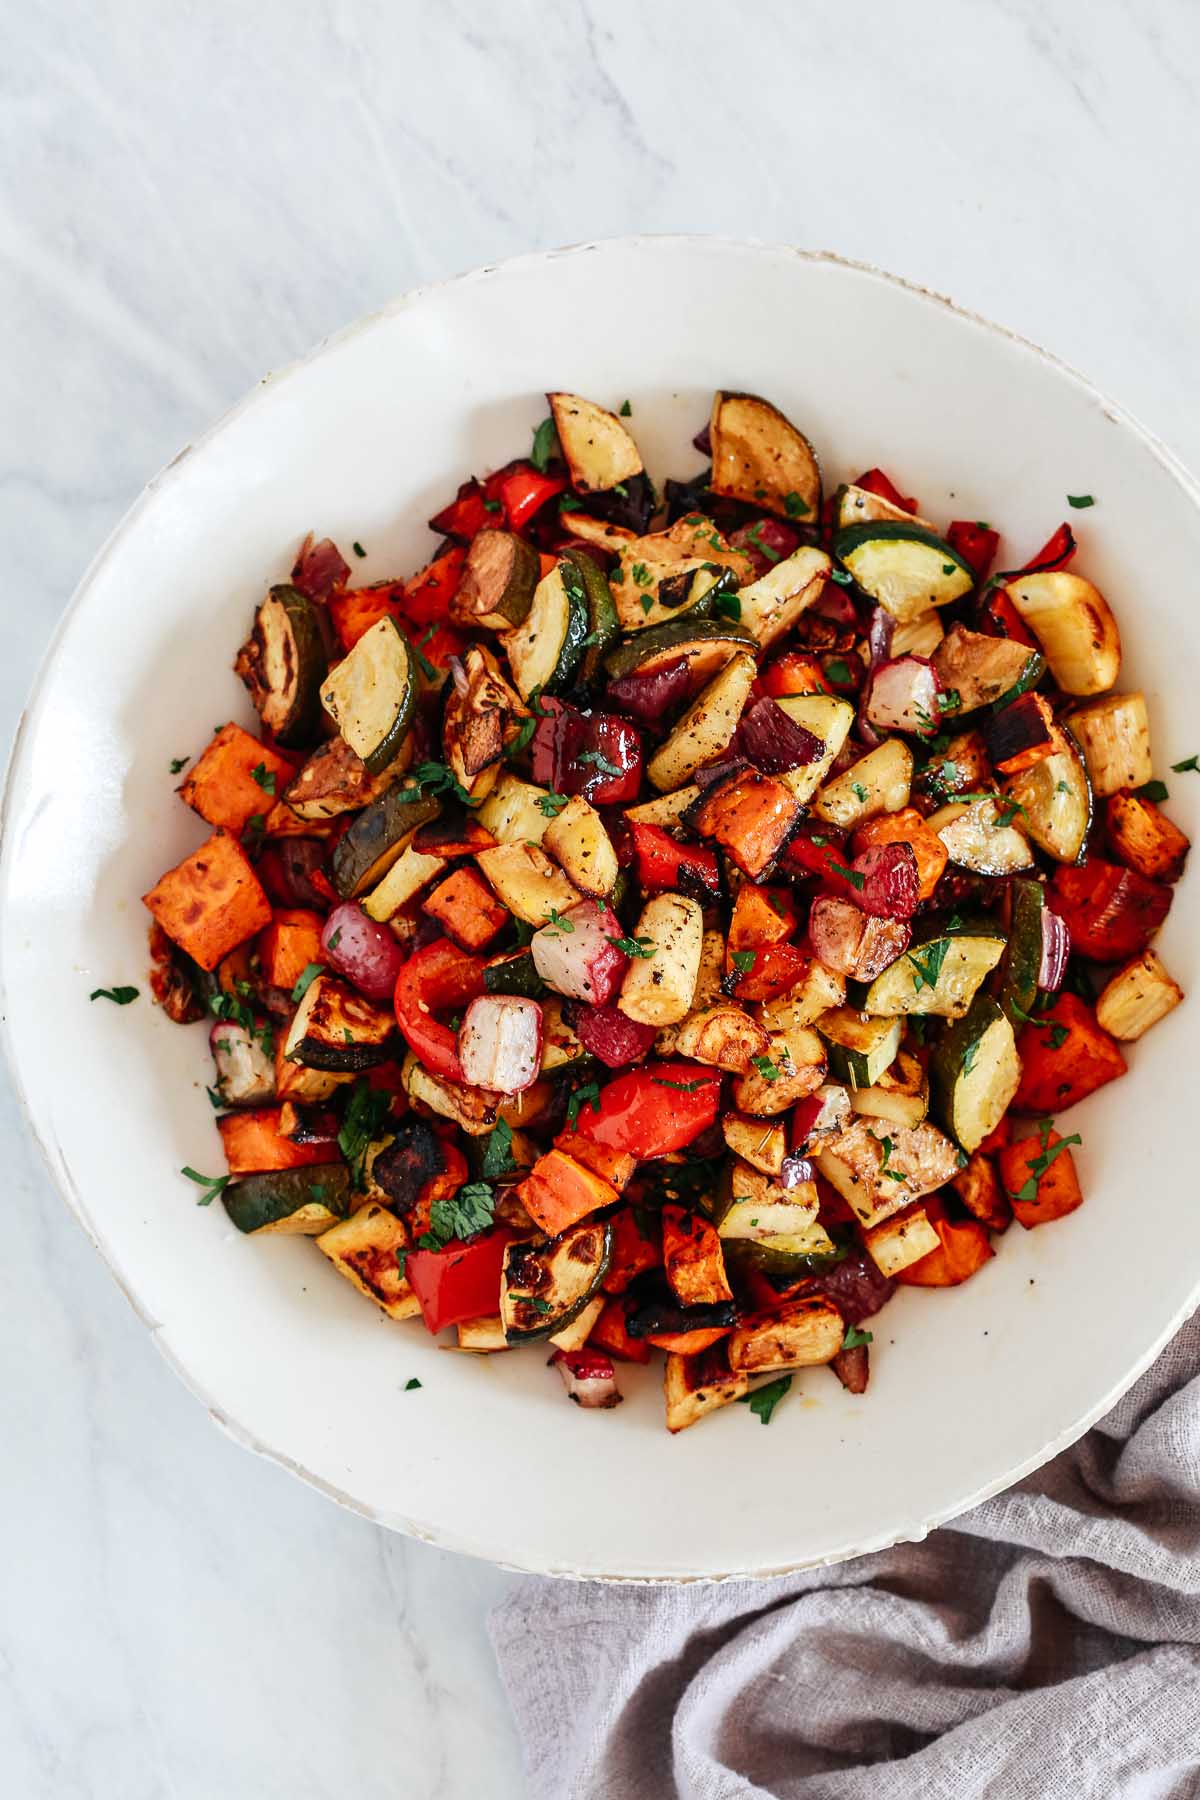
[1004,571,1121,695]
[316,1204,420,1320]
[817,1009,902,1087]
[234,584,328,747]
[860,917,1006,1018]
[608,517,752,631]
[223,1164,350,1236]
[562,549,620,686]
[835,483,935,532]
[1003,728,1091,863]
[931,994,1021,1152]
[320,616,418,774]
[848,1050,929,1127]
[332,784,441,898]
[995,876,1046,1029]
[283,973,396,1071]
[983,692,1056,775]
[647,652,757,793]
[772,693,854,803]
[814,737,913,828]
[603,615,757,685]
[1095,949,1184,1041]
[484,950,545,999]
[835,523,974,623]
[548,391,644,493]
[451,529,540,631]
[505,557,590,700]
[735,546,831,650]
[932,625,1045,715]
[285,737,399,823]
[926,794,1035,875]
[709,390,822,520]
[814,1118,961,1227]
[500,1220,612,1342]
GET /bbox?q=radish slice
[553,1348,623,1408]
[809,895,911,980]
[737,697,825,773]
[793,1084,853,1148]
[531,900,627,1004]
[458,995,543,1092]
[853,842,920,920]
[865,656,942,737]
[321,901,406,1001]
[1039,909,1071,991]
[567,1002,657,1069]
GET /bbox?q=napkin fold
[491,1314,1200,1798]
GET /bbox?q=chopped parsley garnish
[961,1039,980,1076]
[337,1080,392,1190]
[941,563,957,576]
[878,1136,906,1182]
[208,989,274,1057]
[578,749,621,778]
[607,933,655,958]
[639,593,655,615]
[537,791,570,818]
[530,418,558,473]
[205,1085,224,1110]
[544,907,575,935]
[1136,780,1169,803]
[242,813,266,850]
[352,540,367,557]
[828,858,866,891]
[398,760,473,805]
[784,491,811,518]
[1010,1128,1081,1202]
[524,1296,553,1314]
[842,1324,873,1349]
[941,688,962,714]
[291,961,324,1003]
[418,1181,496,1249]
[958,791,1025,828]
[907,938,950,993]
[480,1119,517,1180]
[851,781,869,804]
[327,927,342,951]
[653,1077,710,1092]
[483,497,502,514]
[619,399,632,416]
[830,569,853,586]
[712,590,742,622]
[826,657,853,684]
[1171,755,1199,773]
[169,756,189,774]
[404,1377,422,1391]
[737,1373,792,1424]
[1066,494,1095,509]
[181,1166,231,1207]
[631,561,652,588]
[745,524,783,564]
[1056,779,1072,795]
[1047,1023,1070,1050]
[90,985,139,1006]
[566,1082,602,1129]
[751,1055,781,1082]
[730,949,757,973]
[395,1248,408,1278]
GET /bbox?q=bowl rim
[5,234,1200,1582]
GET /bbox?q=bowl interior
[5,240,1199,1578]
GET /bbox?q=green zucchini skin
[860,914,1007,1018]
[235,584,329,748]
[603,615,757,681]
[483,949,545,998]
[332,787,441,899]
[500,1220,612,1342]
[930,994,1021,1152]
[364,622,420,775]
[563,549,620,687]
[834,522,975,620]
[997,878,1045,1028]
[223,1165,350,1235]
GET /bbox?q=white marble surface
[4,2,1200,1794]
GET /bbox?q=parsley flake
[90,985,139,1006]
[731,949,757,973]
[418,1181,496,1249]
[578,749,621,779]
[1136,780,1169,803]
[530,418,558,473]
[1066,494,1095,509]
[479,1119,517,1180]
[337,1080,392,1190]
[619,399,632,417]
[1172,755,1199,773]
[907,939,950,993]
[607,933,654,959]
[169,755,189,774]
[784,492,811,518]
[566,1082,602,1129]
[291,962,324,1003]
[737,1374,792,1424]
[181,1166,231,1207]
[751,1055,781,1083]
[404,1376,422,1390]
[842,1324,873,1349]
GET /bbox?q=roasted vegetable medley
[141,389,1189,1430]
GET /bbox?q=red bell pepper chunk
[1016,521,1077,575]
[573,1062,721,1158]
[427,478,495,543]
[498,463,567,532]
[629,822,720,898]
[946,520,999,581]
[405,1228,513,1334]
[854,468,919,514]
[757,652,831,699]
[393,937,487,1081]
[784,829,862,902]
[724,941,812,1003]
[400,544,467,627]
[1050,860,1171,962]
[531,702,644,806]
[976,584,1038,647]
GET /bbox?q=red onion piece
[567,1002,657,1069]
[867,605,896,669]
[1038,908,1072,991]
[291,534,350,600]
[695,751,749,790]
[813,583,860,631]
[779,1152,815,1190]
[554,1349,623,1408]
[737,697,826,773]
[692,422,713,456]
[730,518,802,579]
[321,902,406,1002]
[606,655,694,723]
[852,842,920,921]
[865,656,943,737]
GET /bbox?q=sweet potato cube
[178,725,295,835]
[1106,791,1190,885]
[591,1299,653,1364]
[661,1205,733,1308]
[600,1205,662,1293]
[728,883,796,950]
[950,1150,1011,1233]
[143,830,272,971]
[896,1202,995,1285]
[217,1107,334,1174]
[851,807,947,901]
[553,1132,637,1193]
[328,581,404,653]
[999,1126,1085,1229]
[647,1326,731,1355]
[687,768,800,879]
[422,864,509,950]
[518,1150,617,1237]
[1013,991,1126,1113]
[257,908,326,991]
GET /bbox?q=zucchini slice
[603,615,757,686]
[848,1049,929,1127]
[320,616,418,775]
[234,584,328,747]
[505,558,590,700]
[996,876,1046,1028]
[926,795,1035,875]
[609,517,753,631]
[772,693,854,802]
[835,483,936,533]
[931,994,1021,1152]
[500,1220,612,1342]
[860,917,1006,1018]
[223,1164,350,1236]
[548,392,644,493]
[283,974,396,1071]
[817,1008,902,1087]
[709,390,822,521]
[563,549,620,685]
[1063,693,1153,799]
[451,529,540,631]
[285,737,400,823]
[932,625,1045,715]
[483,948,545,999]
[316,1204,420,1320]
[713,1160,821,1259]
[332,785,441,898]
[1004,571,1121,695]
[735,545,831,650]
[362,842,447,920]
[1003,726,1091,864]
[813,737,913,827]
[646,652,757,793]
[835,523,974,624]
[474,842,582,925]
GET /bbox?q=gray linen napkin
[490,1313,1200,1798]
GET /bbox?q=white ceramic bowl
[4,239,1199,1580]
